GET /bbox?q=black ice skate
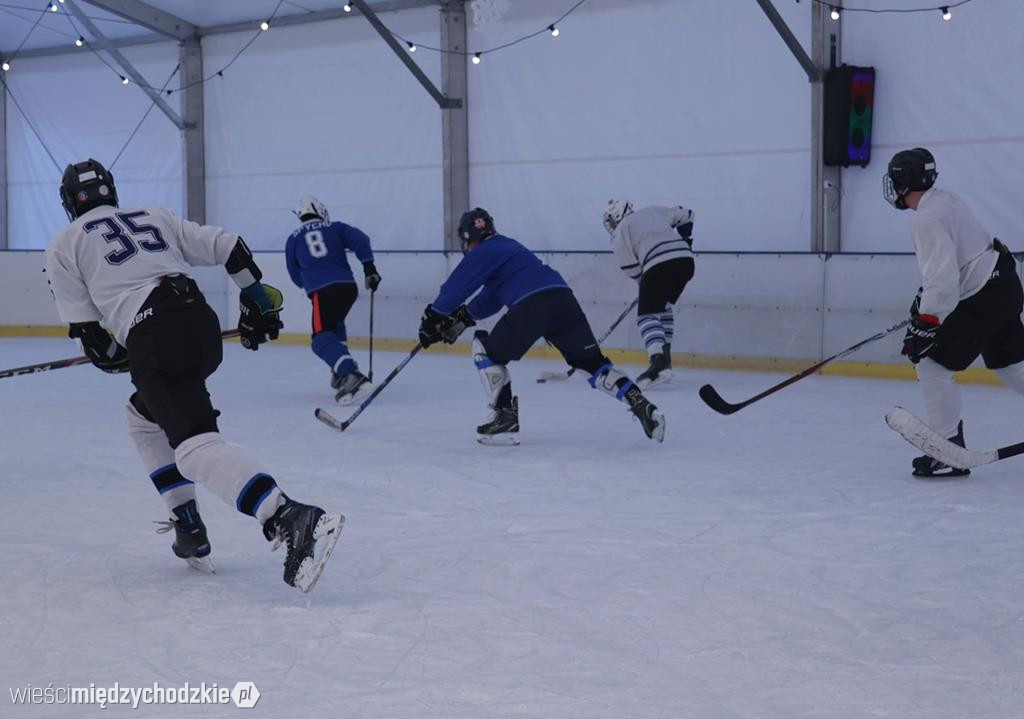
[155,500,215,574]
[636,348,672,389]
[623,385,666,443]
[334,370,373,406]
[477,396,520,446]
[263,499,345,593]
[912,420,970,478]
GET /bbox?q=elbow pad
[226,238,263,289]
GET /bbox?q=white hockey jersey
[611,205,695,282]
[911,188,998,321]
[45,205,241,345]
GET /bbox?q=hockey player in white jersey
[886,148,1024,477]
[603,199,696,388]
[44,158,343,592]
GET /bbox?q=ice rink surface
[3,337,1024,718]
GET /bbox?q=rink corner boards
[0,325,1004,387]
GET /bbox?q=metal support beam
[65,0,186,130]
[441,1,469,251]
[350,0,461,110]
[755,0,822,82]
[81,0,196,40]
[0,79,7,250]
[180,39,204,224]
[811,2,842,253]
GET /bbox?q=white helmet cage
[294,195,330,224]
[603,198,633,234]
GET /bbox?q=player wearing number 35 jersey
[285,196,381,405]
[44,158,344,593]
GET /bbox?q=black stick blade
[698,384,745,415]
[315,407,348,432]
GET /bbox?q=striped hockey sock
[637,314,666,357]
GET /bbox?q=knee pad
[473,331,511,405]
[127,401,175,472]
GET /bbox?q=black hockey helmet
[60,158,118,221]
[457,208,496,251]
[883,148,937,210]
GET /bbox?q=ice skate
[263,499,345,593]
[636,348,672,390]
[912,420,970,478]
[623,385,665,442]
[155,500,215,574]
[333,370,373,406]
[477,396,520,446]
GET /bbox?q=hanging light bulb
[549,24,559,37]
[49,2,58,12]
[472,53,481,64]
[830,6,840,21]
[407,41,416,52]
[75,36,84,47]
[120,75,129,85]
[941,6,951,20]
[260,20,270,31]
[343,3,352,11]
[1,61,10,72]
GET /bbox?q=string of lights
[0,75,63,170]
[388,0,590,64]
[109,63,180,169]
[803,0,978,21]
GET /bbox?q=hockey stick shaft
[700,319,911,414]
[539,298,640,382]
[0,329,241,380]
[368,290,375,381]
[316,342,423,431]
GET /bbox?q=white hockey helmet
[603,198,633,234]
[294,195,330,223]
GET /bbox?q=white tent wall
[838,0,1024,252]
[202,6,444,252]
[4,41,183,250]
[466,0,812,252]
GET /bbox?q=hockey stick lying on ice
[315,343,423,432]
[885,406,1024,470]
[0,329,241,380]
[537,297,640,383]
[698,319,911,415]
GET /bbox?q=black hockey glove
[418,305,452,348]
[69,322,129,373]
[675,221,694,245]
[902,314,939,364]
[363,262,381,292]
[441,304,476,344]
[238,283,284,351]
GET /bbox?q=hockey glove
[441,304,476,344]
[675,221,694,245]
[239,283,284,351]
[902,314,939,364]
[363,262,382,292]
[69,321,129,373]
[418,305,452,348]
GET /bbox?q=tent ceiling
[0,0,439,54]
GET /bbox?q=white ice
[3,337,1024,718]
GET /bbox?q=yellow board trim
[0,326,1003,386]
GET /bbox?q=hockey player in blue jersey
[285,196,382,404]
[417,208,666,445]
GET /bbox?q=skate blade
[477,433,520,446]
[294,513,345,594]
[335,383,374,406]
[637,371,672,391]
[186,555,216,574]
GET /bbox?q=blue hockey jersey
[285,220,374,295]
[431,235,568,320]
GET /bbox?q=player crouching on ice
[285,195,382,404]
[417,208,666,445]
[603,199,696,388]
[45,159,343,592]
[886,148,1024,477]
